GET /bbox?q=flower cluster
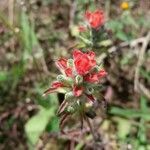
[44,9,107,126]
[85,10,104,29]
[44,49,107,115]
[76,9,109,50]
[78,9,104,33]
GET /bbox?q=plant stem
[85,116,97,142]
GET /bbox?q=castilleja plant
[43,50,107,127]
[79,10,104,32]
[44,9,107,132]
[78,9,109,49]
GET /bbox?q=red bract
[56,58,67,70]
[84,73,99,83]
[43,81,64,95]
[73,50,96,75]
[73,85,84,97]
[52,81,64,88]
[98,69,107,78]
[56,58,73,77]
[65,68,73,77]
[85,10,104,29]
[84,69,107,83]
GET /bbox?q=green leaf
[0,71,8,82]
[25,106,55,146]
[109,107,150,121]
[107,20,123,31]
[116,31,129,41]
[138,119,147,144]
[20,11,31,52]
[46,116,59,132]
[114,117,131,139]
[140,96,148,112]
[122,12,138,28]
[20,11,40,57]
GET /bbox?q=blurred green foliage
[110,96,150,149]
[25,94,59,146]
[0,0,149,149]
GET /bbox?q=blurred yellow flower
[121,2,129,10]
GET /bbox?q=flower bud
[75,75,83,85]
[65,92,74,101]
[67,59,74,67]
[57,75,65,82]
[57,75,73,85]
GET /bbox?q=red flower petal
[73,50,96,75]
[43,81,64,96]
[89,60,96,67]
[52,81,64,88]
[87,51,95,60]
[85,10,104,29]
[98,69,107,78]
[84,73,99,83]
[73,49,83,60]
[84,69,107,83]
[65,68,73,77]
[56,58,67,70]
[85,11,92,20]
[43,87,57,96]
[73,86,84,97]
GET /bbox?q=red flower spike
[73,50,96,75]
[85,10,104,29]
[56,58,67,70]
[73,86,84,97]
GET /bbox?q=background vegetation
[0,0,150,149]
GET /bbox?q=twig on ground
[97,37,145,63]
[138,83,150,99]
[97,33,150,99]
[84,116,97,141]
[39,128,91,150]
[105,0,111,20]
[69,0,77,28]
[134,32,150,98]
